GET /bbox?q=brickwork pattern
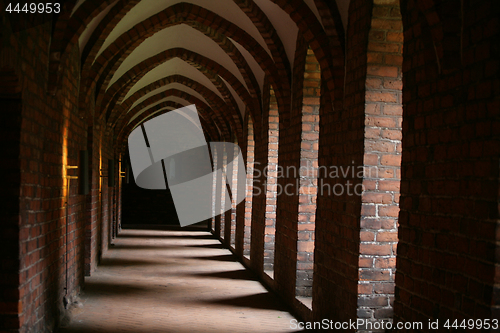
[243,117,255,259]
[263,89,280,275]
[229,142,239,249]
[0,18,88,332]
[220,150,228,241]
[273,33,308,306]
[2,1,499,332]
[358,0,403,326]
[312,0,374,326]
[296,48,321,298]
[249,79,272,274]
[395,0,500,325]
[211,147,222,236]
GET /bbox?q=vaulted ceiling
[57,0,350,145]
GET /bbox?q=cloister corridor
[1,0,498,332]
[59,227,300,333]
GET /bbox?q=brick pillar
[100,134,112,254]
[274,34,305,305]
[224,143,232,243]
[243,117,255,259]
[358,0,403,326]
[211,145,218,234]
[312,0,374,326]
[91,123,104,264]
[395,0,500,325]
[235,113,251,258]
[117,155,123,233]
[212,145,221,237]
[220,148,227,241]
[296,48,321,299]
[263,88,279,276]
[99,128,110,256]
[229,141,239,249]
[85,125,95,276]
[250,78,272,273]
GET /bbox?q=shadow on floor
[108,244,184,251]
[183,243,226,249]
[82,281,153,297]
[98,257,168,267]
[61,229,300,333]
[121,223,209,231]
[189,254,237,262]
[117,233,215,240]
[194,292,289,311]
[190,269,258,281]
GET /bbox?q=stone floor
[60,229,301,333]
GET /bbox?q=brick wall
[273,37,322,321]
[211,146,219,235]
[0,9,123,330]
[273,33,308,306]
[236,114,255,260]
[250,79,272,274]
[229,142,240,249]
[296,47,321,299]
[244,117,255,259]
[220,149,227,241]
[84,125,97,276]
[0,16,88,332]
[3,1,499,331]
[263,88,280,275]
[358,0,403,326]
[312,0,373,326]
[395,0,500,326]
[96,128,112,259]
[224,141,233,244]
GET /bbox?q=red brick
[379,180,400,192]
[376,232,398,242]
[297,241,315,253]
[381,154,401,166]
[360,244,392,256]
[367,66,399,77]
[379,205,400,217]
[362,192,393,204]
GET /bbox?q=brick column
[220,148,227,241]
[235,113,252,258]
[250,79,275,274]
[395,0,500,325]
[212,145,225,238]
[243,117,255,259]
[263,89,279,276]
[312,0,374,325]
[358,0,403,326]
[229,141,239,249]
[296,48,321,299]
[211,145,219,234]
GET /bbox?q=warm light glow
[62,110,70,201]
[119,154,122,186]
